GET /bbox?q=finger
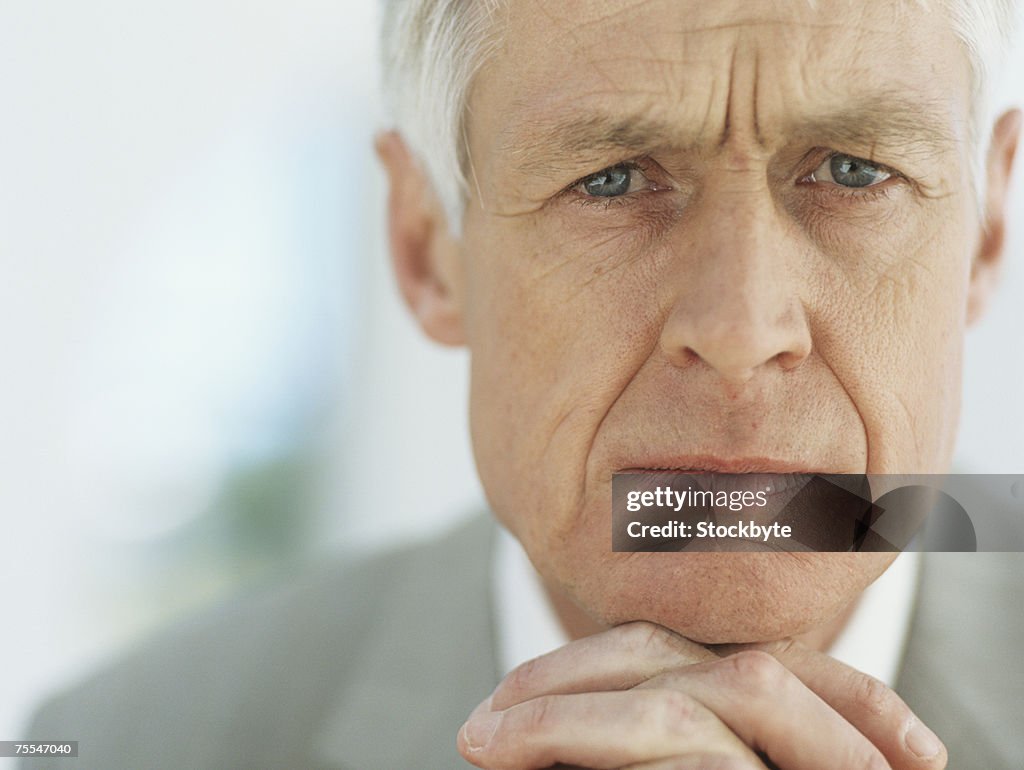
[621,755,770,770]
[637,650,892,770]
[720,640,946,770]
[458,689,761,770]
[490,621,718,711]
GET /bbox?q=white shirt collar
[493,525,920,686]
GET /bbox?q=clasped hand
[458,622,946,770]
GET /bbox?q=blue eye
[813,154,892,188]
[580,164,635,197]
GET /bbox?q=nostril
[774,351,801,370]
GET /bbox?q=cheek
[461,215,665,543]
[807,205,973,473]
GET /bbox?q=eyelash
[799,151,904,203]
[573,193,641,210]
[813,181,896,204]
[562,152,904,210]
[562,160,665,210]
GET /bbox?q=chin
[561,551,895,645]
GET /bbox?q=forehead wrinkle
[723,33,761,147]
[477,0,973,189]
[493,85,960,182]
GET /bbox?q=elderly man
[25,0,1022,768]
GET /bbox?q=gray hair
[380,0,1019,234]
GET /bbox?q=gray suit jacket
[23,514,1024,769]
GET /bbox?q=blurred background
[1,0,1022,756]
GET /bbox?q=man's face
[455,0,980,642]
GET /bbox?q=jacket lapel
[896,551,1024,769]
[311,515,501,769]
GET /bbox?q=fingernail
[469,695,493,719]
[462,711,502,752]
[905,719,943,759]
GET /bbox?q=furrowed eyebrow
[499,113,693,178]
[786,99,959,159]
[498,94,960,178]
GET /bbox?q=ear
[967,108,1022,325]
[375,130,467,346]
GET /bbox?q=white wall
[0,0,389,751]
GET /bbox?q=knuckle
[851,673,900,718]
[649,688,703,735]
[719,649,787,692]
[501,655,541,701]
[522,694,560,735]
[619,620,680,657]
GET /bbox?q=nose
[659,192,812,384]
